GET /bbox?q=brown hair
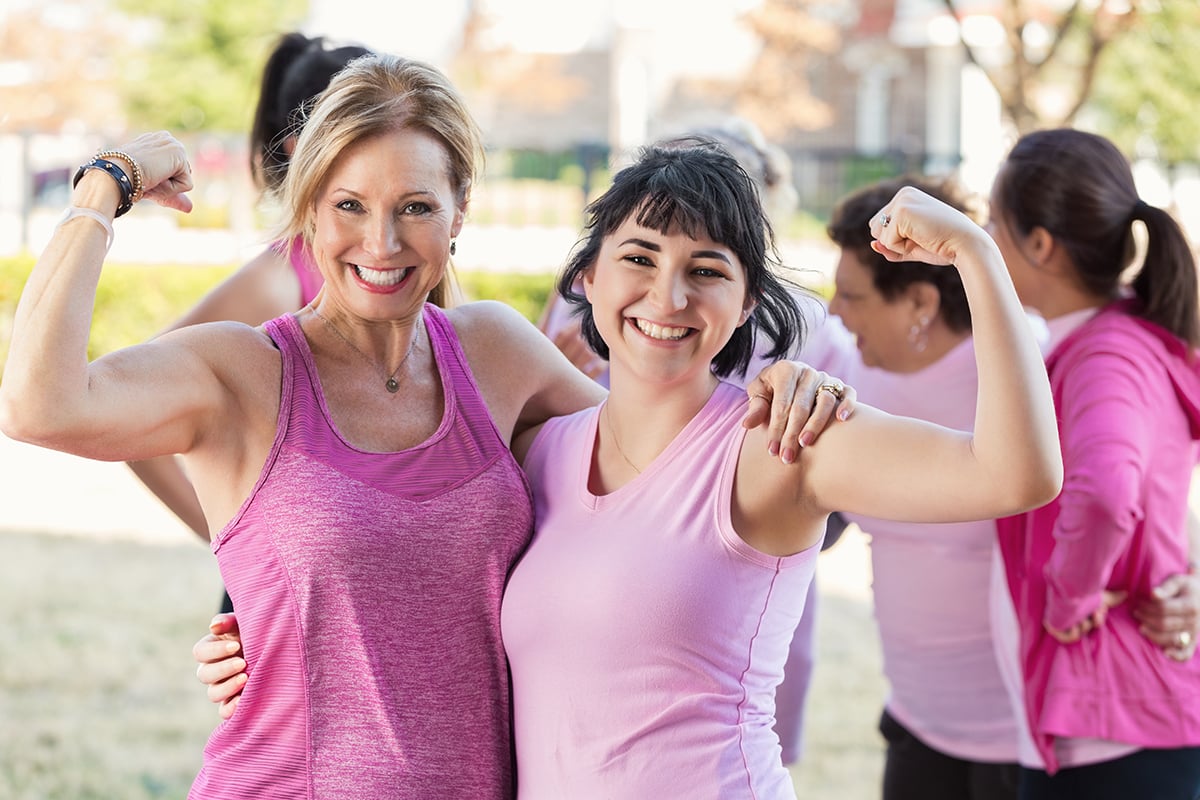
[827,175,978,333]
[993,128,1199,347]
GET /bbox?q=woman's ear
[581,264,597,301]
[906,281,941,324]
[738,299,758,327]
[1027,226,1055,267]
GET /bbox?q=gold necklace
[603,405,642,474]
[309,306,421,394]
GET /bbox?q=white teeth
[634,319,689,340]
[354,265,409,286]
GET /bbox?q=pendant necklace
[310,306,421,394]
[603,404,642,474]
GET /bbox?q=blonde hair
[279,53,484,307]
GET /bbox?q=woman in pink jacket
[989,128,1200,798]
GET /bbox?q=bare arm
[737,188,1062,554]
[0,132,275,548]
[809,188,1060,520]
[0,133,219,456]
[125,238,306,541]
[452,300,607,447]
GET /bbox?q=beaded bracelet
[56,206,115,252]
[95,149,144,204]
[72,157,133,217]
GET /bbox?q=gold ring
[750,393,769,403]
[816,382,845,402]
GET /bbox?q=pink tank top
[501,381,818,799]
[191,305,532,799]
[284,236,323,305]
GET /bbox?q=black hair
[557,137,807,378]
[994,128,1200,348]
[828,174,975,333]
[249,32,372,194]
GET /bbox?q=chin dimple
[634,319,690,340]
[354,265,410,286]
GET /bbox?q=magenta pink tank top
[191,304,532,799]
[284,236,323,306]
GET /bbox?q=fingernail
[800,431,814,448]
[225,640,240,654]
[782,447,795,465]
[769,441,780,457]
[838,409,850,421]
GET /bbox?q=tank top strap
[421,303,511,453]
[265,313,325,429]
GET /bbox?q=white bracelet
[56,206,115,253]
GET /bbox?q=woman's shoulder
[446,299,534,331]
[445,300,556,365]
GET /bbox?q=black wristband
[73,158,134,218]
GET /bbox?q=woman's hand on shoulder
[742,361,856,465]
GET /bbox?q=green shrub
[0,256,238,375]
[0,255,557,377]
[457,270,556,322]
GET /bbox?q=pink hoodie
[997,300,1200,773]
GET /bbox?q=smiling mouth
[634,318,692,341]
[354,265,411,287]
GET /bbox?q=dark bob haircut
[827,174,977,333]
[557,137,806,378]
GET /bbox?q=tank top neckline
[582,380,740,502]
[282,305,455,457]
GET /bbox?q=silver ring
[878,213,891,228]
[1180,630,1193,648]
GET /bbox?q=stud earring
[450,240,457,256]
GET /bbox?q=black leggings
[879,708,1019,800]
[1019,746,1200,800]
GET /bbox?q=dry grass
[0,439,886,799]
[0,531,222,799]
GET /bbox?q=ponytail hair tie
[1132,198,1153,219]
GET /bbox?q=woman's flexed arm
[0,131,226,462]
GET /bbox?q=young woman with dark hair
[989,128,1200,799]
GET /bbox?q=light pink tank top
[191,305,532,799]
[502,381,818,799]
